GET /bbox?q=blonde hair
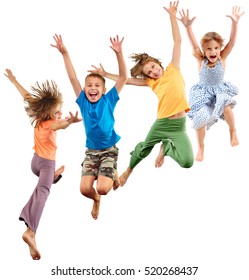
[24,80,63,127]
[130,53,163,79]
[193,32,225,60]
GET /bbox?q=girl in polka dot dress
[179,6,244,161]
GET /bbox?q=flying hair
[129,53,163,79]
[24,80,63,127]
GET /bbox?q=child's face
[142,61,163,79]
[51,105,62,120]
[203,40,221,63]
[84,76,106,103]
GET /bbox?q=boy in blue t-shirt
[51,34,127,219]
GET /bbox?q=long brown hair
[24,80,63,127]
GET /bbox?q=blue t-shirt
[76,86,121,149]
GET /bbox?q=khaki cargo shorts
[81,145,119,180]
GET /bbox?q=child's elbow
[121,75,128,84]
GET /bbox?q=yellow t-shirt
[146,63,190,119]
[33,119,57,160]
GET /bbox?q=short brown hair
[85,73,105,84]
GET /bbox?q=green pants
[129,117,194,169]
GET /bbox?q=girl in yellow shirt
[89,1,194,187]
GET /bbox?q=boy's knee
[97,186,109,196]
[80,185,91,196]
[80,188,87,196]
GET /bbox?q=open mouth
[154,70,161,77]
[88,91,98,100]
[89,93,97,97]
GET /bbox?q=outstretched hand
[163,1,179,16]
[50,34,67,54]
[226,6,245,23]
[4,68,16,83]
[109,35,124,54]
[178,9,196,27]
[65,111,82,124]
[88,63,106,76]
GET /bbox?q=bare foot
[119,168,133,187]
[113,172,120,191]
[91,194,101,220]
[22,228,41,260]
[53,165,65,184]
[195,145,204,162]
[155,144,164,168]
[230,130,239,147]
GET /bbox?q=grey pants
[19,153,55,233]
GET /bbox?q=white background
[1,0,248,279]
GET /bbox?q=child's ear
[103,87,107,94]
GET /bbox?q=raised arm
[89,63,147,86]
[178,9,201,58]
[4,69,30,99]
[221,6,245,60]
[51,34,82,98]
[163,1,181,68]
[89,64,119,82]
[109,35,128,93]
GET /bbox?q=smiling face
[142,61,163,79]
[202,39,221,64]
[84,75,106,103]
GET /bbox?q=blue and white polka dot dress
[188,59,238,130]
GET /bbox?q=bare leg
[155,144,164,168]
[91,193,101,220]
[22,227,41,260]
[113,171,120,190]
[53,165,65,184]
[195,127,206,161]
[119,167,133,186]
[87,189,101,220]
[223,106,239,147]
[229,130,239,147]
[88,189,101,220]
[80,176,101,220]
